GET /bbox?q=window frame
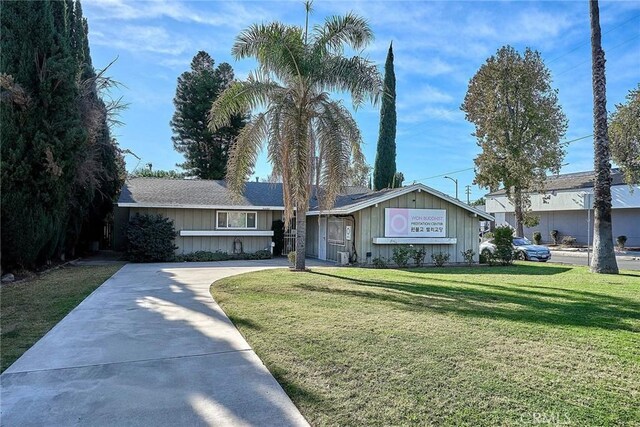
[215,211,258,230]
[327,218,346,246]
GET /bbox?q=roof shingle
[486,169,626,196]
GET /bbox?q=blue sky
[83,0,639,201]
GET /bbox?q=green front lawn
[0,264,124,372]
[212,263,640,426]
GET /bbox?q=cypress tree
[373,42,397,190]
[1,0,61,267]
[1,0,122,268]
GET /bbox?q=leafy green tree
[461,45,568,238]
[609,84,639,186]
[589,0,618,274]
[171,51,247,179]
[373,42,397,190]
[346,162,372,187]
[209,7,381,270]
[470,197,486,207]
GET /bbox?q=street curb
[550,250,639,261]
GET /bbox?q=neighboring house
[116,178,493,264]
[485,169,640,246]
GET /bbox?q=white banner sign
[384,208,446,238]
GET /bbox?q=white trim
[180,230,274,237]
[117,203,285,210]
[307,184,494,221]
[318,217,327,261]
[372,237,457,245]
[216,210,258,230]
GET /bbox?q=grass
[0,263,123,372]
[211,263,640,426]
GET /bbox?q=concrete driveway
[0,260,322,426]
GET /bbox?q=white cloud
[158,57,192,70]
[395,56,455,77]
[91,25,190,55]
[504,9,574,43]
[397,84,455,111]
[85,0,273,30]
[399,106,462,124]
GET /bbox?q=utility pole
[465,185,472,204]
[444,176,458,200]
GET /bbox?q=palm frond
[209,73,282,131]
[312,13,374,54]
[313,99,364,209]
[225,113,269,196]
[316,55,382,109]
[232,22,305,82]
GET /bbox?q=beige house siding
[306,216,319,258]
[129,207,282,254]
[354,189,479,263]
[325,216,354,262]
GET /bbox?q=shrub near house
[491,225,515,265]
[125,214,178,262]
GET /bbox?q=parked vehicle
[479,237,551,262]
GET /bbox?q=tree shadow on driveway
[0,262,310,427]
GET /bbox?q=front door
[318,217,327,260]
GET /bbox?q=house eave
[117,203,285,210]
[309,184,494,221]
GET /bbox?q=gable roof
[308,183,494,221]
[118,178,286,209]
[486,169,626,196]
[118,178,494,221]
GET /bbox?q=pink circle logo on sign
[389,209,409,235]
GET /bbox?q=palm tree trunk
[294,203,307,271]
[589,0,618,274]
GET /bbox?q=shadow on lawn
[399,264,572,275]
[306,270,640,332]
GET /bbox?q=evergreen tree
[171,52,247,179]
[69,0,125,253]
[1,0,80,266]
[373,42,397,190]
[1,0,124,268]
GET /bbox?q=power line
[564,134,593,144]
[547,14,640,64]
[412,167,475,183]
[555,34,640,77]
[408,133,594,183]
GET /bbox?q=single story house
[485,169,640,247]
[115,178,494,264]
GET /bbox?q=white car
[480,237,551,262]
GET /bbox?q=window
[328,218,345,245]
[216,211,257,229]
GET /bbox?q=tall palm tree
[589,0,618,274]
[208,9,381,271]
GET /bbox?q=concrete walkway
[1,260,321,426]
